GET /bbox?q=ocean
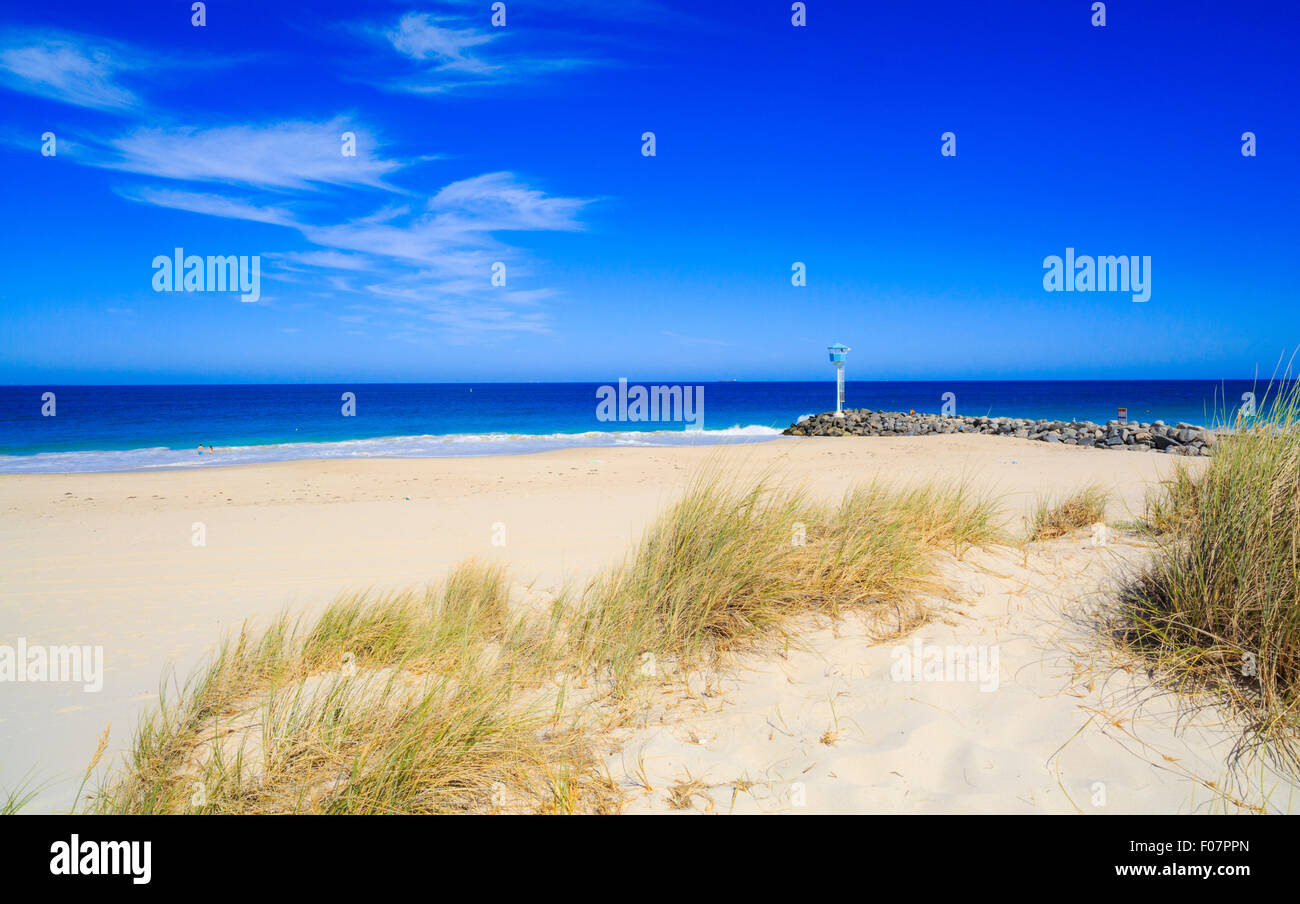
[0,380,1264,473]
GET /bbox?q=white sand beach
[4,435,1291,813]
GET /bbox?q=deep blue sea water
[0,381,1265,473]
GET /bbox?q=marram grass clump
[1026,484,1110,541]
[1118,381,1300,760]
[573,469,1002,690]
[86,561,606,815]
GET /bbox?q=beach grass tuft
[1,770,46,816]
[1140,463,1203,536]
[1118,380,1300,760]
[1026,484,1111,541]
[574,467,1002,690]
[87,561,603,814]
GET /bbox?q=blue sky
[0,0,1295,383]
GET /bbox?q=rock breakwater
[784,410,1215,455]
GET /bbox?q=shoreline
[1,406,1233,475]
[3,380,1267,474]
[0,426,784,475]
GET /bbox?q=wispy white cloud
[91,118,403,191]
[114,187,297,226]
[429,172,589,231]
[118,170,591,337]
[378,10,601,94]
[270,249,379,272]
[298,172,588,264]
[386,13,497,74]
[0,31,143,113]
[6,20,598,339]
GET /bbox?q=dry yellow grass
[1119,379,1300,764]
[574,469,1002,691]
[87,469,1002,814]
[1026,484,1110,541]
[87,562,605,814]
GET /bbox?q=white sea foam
[0,426,783,474]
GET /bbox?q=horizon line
[0,376,1286,387]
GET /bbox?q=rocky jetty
[784,409,1216,455]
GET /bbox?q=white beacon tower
[827,343,850,417]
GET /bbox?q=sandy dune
[602,538,1294,814]
[3,434,1256,813]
